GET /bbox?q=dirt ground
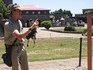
[0,57,92,70]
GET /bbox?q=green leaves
[41,20,52,30]
[0,0,7,18]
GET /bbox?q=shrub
[41,20,52,30]
[64,26,76,31]
[82,29,93,36]
[0,13,3,18]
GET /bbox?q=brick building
[20,5,50,21]
[20,5,50,27]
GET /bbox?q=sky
[13,0,93,16]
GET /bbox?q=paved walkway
[0,27,90,70]
[24,27,83,38]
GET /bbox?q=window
[32,11,35,14]
[26,11,29,14]
[38,11,40,14]
[44,11,46,14]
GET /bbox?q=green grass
[75,27,86,32]
[50,27,85,33]
[25,37,88,62]
[0,37,90,64]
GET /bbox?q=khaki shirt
[4,17,23,45]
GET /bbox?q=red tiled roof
[20,5,50,10]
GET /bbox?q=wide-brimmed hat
[9,3,21,11]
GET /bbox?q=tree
[53,9,64,14]
[63,10,72,17]
[51,9,72,17]
[58,9,64,14]
[0,0,7,19]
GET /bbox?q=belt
[5,43,24,47]
[14,43,24,46]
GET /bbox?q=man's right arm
[12,29,31,40]
[12,21,38,40]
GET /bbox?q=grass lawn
[0,37,91,64]
[49,27,85,32]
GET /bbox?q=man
[4,3,38,70]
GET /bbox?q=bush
[64,26,76,31]
[0,13,3,18]
[82,29,93,36]
[41,20,52,30]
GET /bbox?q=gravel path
[0,57,91,70]
[36,27,82,38]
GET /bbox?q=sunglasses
[12,9,21,12]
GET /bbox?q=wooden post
[87,12,92,70]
